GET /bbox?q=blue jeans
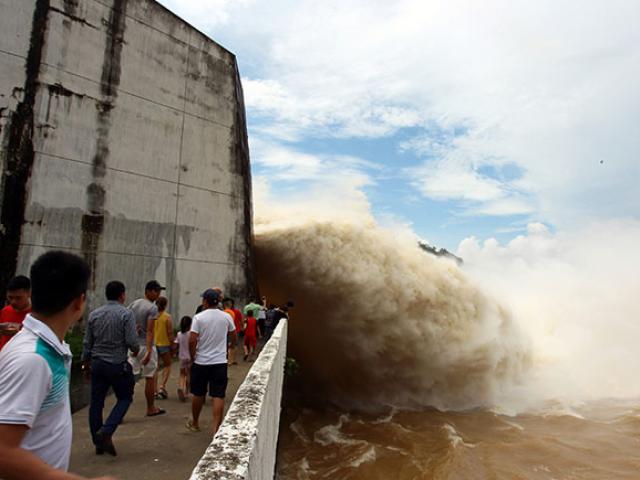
[89,359,135,444]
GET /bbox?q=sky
[158,0,639,251]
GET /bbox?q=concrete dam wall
[0,0,256,314]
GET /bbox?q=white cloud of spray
[458,219,640,412]
[256,180,640,413]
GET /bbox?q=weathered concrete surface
[69,349,262,479]
[0,0,256,315]
[191,320,288,480]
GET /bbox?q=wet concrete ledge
[190,320,288,480]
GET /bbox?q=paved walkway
[69,349,260,480]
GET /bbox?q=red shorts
[244,334,257,348]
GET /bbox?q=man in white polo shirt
[0,251,114,479]
[186,289,236,435]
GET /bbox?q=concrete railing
[190,320,288,480]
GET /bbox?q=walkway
[69,351,260,480]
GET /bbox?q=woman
[154,296,174,399]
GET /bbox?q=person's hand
[141,351,151,366]
[82,363,91,384]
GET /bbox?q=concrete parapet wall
[0,0,256,314]
[191,320,288,480]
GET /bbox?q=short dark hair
[30,251,90,316]
[105,281,125,301]
[180,315,192,334]
[7,275,31,292]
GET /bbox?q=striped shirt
[0,315,73,470]
[82,301,139,364]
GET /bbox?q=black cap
[201,288,219,304]
[145,280,165,291]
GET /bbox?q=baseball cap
[145,280,166,291]
[201,288,220,304]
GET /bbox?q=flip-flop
[186,419,201,432]
[146,408,166,417]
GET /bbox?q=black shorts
[190,363,228,398]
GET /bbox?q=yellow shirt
[154,311,172,347]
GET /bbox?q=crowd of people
[0,250,288,480]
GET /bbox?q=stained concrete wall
[0,0,256,315]
[191,320,288,480]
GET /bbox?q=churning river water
[254,217,640,480]
[275,400,640,479]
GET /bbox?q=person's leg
[145,377,156,411]
[189,363,206,429]
[191,395,205,428]
[178,366,186,401]
[142,346,162,415]
[212,397,225,435]
[89,360,109,446]
[160,351,172,390]
[102,362,135,436]
[209,364,228,435]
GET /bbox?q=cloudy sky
[159,0,639,250]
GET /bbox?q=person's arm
[189,331,198,361]
[81,315,93,371]
[142,306,158,366]
[227,315,237,345]
[0,424,117,480]
[166,314,174,344]
[124,311,139,357]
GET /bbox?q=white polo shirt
[0,315,73,470]
[191,308,235,365]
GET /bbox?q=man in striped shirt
[0,251,113,479]
[82,281,139,456]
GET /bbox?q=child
[243,309,260,361]
[175,315,192,402]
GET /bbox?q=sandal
[186,419,201,432]
[146,408,166,417]
[177,388,186,402]
[159,388,168,399]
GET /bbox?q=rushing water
[276,400,640,479]
[254,215,640,480]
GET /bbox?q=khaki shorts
[128,345,158,378]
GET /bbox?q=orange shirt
[0,305,30,350]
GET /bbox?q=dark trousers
[89,359,135,444]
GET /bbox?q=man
[196,286,223,315]
[223,297,243,365]
[263,304,278,341]
[0,275,32,350]
[0,251,113,479]
[82,281,139,456]
[187,289,236,435]
[128,280,165,417]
